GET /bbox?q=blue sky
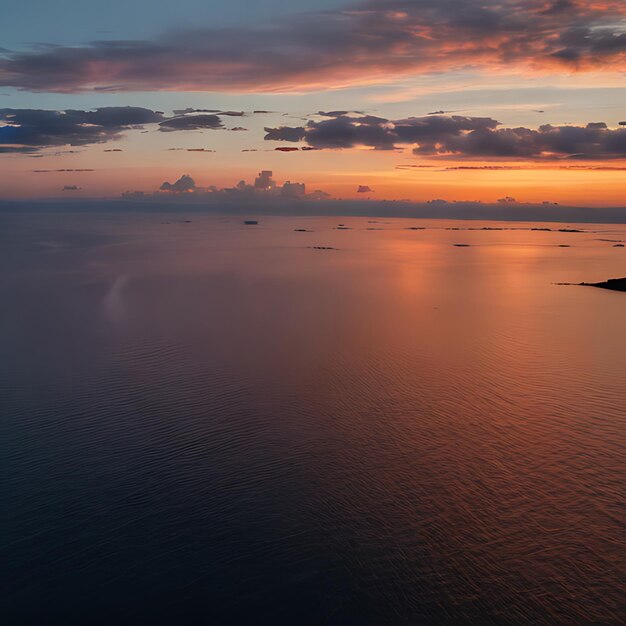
[2,0,350,48]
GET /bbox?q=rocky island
[584,278,626,292]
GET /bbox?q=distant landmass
[2,198,626,225]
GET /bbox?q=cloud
[150,169,328,201]
[160,174,196,193]
[1,0,624,92]
[158,114,223,132]
[264,126,306,142]
[172,108,221,115]
[315,110,364,118]
[442,164,626,171]
[357,185,373,193]
[33,168,95,172]
[63,185,81,191]
[0,106,233,152]
[395,164,436,169]
[0,106,163,153]
[266,114,626,159]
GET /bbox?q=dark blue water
[2,212,625,624]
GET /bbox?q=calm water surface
[1,212,625,624]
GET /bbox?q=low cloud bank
[129,170,331,201]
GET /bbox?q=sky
[1,0,625,206]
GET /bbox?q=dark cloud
[541,0,577,15]
[0,106,163,153]
[264,126,307,142]
[267,114,398,149]
[164,107,245,117]
[33,168,94,172]
[266,114,626,159]
[160,174,196,193]
[62,185,81,191]
[172,108,221,115]
[317,111,350,117]
[158,114,223,132]
[443,164,626,171]
[0,0,624,92]
[395,164,436,169]
[229,127,248,131]
[0,104,227,153]
[430,122,626,159]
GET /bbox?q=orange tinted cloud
[1,0,624,93]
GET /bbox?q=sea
[1,211,625,624]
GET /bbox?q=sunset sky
[1,0,625,205]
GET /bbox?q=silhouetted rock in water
[309,246,335,250]
[294,229,312,232]
[366,227,383,230]
[584,278,626,292]
[558,228,583,233]
[558,244,571,247]
[613,244,624,247]
[335,226,351,230]
[244,220,258,225]
[453,244,471,247]
[406,227,426,230]
[532,228,552,231]
[557,277,626,292]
